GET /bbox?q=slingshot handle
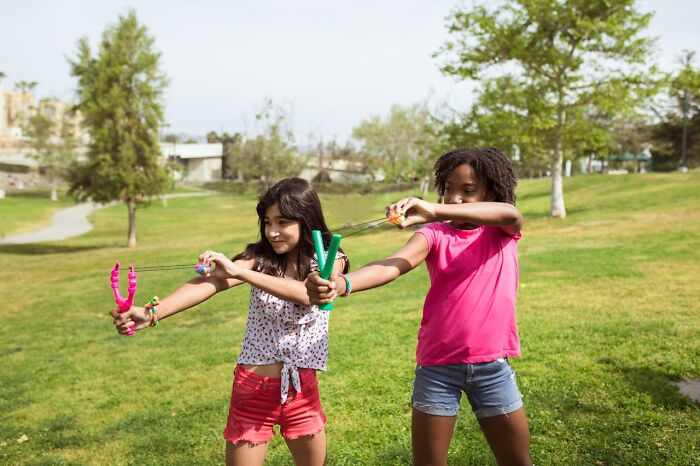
[311,230,342,311]
[111,262,136,336]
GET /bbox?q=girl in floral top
[111,178,347,466]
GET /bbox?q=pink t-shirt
[416,222,522,366]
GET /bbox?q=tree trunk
[50,179,58,201]
[679,93,689,172]
[550,106,567,218]
[420,176,430,196]
[127,200,137,247]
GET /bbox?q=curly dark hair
[433,147,517,205]
[233,178,348,280]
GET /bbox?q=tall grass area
[1,171,699,465]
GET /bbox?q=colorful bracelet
[145,296,160,327]
[338,274,352,297]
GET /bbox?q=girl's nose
[446,193,462,204]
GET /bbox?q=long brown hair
[233,178,348,279]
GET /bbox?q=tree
[14,80,38,94]
[68,11,170,247]
[206,130,220,143]
[222,101,306,189]
[441,76,553,178]
[352,103,443,191]
[437,0,658,217]
[669,51,700,171]
[24,111,77,201]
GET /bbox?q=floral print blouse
[237,253,345,404]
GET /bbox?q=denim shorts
[412,358,523,419]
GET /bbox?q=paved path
[0,191,215,245]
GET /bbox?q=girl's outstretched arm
[306,232,429,305]
[390,196,523,236]
[111,258,253,335]
[200,250,346,306]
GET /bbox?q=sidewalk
[0,191,215,245]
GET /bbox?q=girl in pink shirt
[307,147,532,465]
[112,178,347,466]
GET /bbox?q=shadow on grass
[373,445,413,465]
[4,190,66,200]
[0,243,109,255]
[103,397,227,465]
[598,358,696,409]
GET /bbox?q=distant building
[38,98,87,143]
[0,83,88,145]
[583,147,653,175]
[160,142,223,182]
[299,157,376,183]
[0,82,6,139]
[4,89,35,140]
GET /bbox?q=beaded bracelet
[145,296,160,327]
[338,274,352,297]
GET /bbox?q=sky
[1,0,699,144]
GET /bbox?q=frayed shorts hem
[412,397,523,419]
[224,432,272,446]
[412,401,459,417]
[474,398,523,419]
[224,417,326,446]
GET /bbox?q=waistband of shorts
[235,364,316,386]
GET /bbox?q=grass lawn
[0,189,74,239]
[1,171,699,465]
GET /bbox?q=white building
[160,142,223,182]
[299,158,377,183]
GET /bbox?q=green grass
[0,189,75,238]
[1,171,699,465]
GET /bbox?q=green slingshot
[312,230,342,311]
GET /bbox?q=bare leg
[411,408,457,466]
[285,429,327,466]
[226,440,269,466]
[477,407,532,466]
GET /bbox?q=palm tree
[14,80,38,94]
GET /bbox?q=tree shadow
[4,190,67,200]
[0,243,109,255]
[598,358,697,409]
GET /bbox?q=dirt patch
[673,379,700,403]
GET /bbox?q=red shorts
[223,365,326,445]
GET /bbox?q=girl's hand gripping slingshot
[312,230,342,311]
[110,261,212,336]
[110,262,137,336]
[308,210,405,310]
